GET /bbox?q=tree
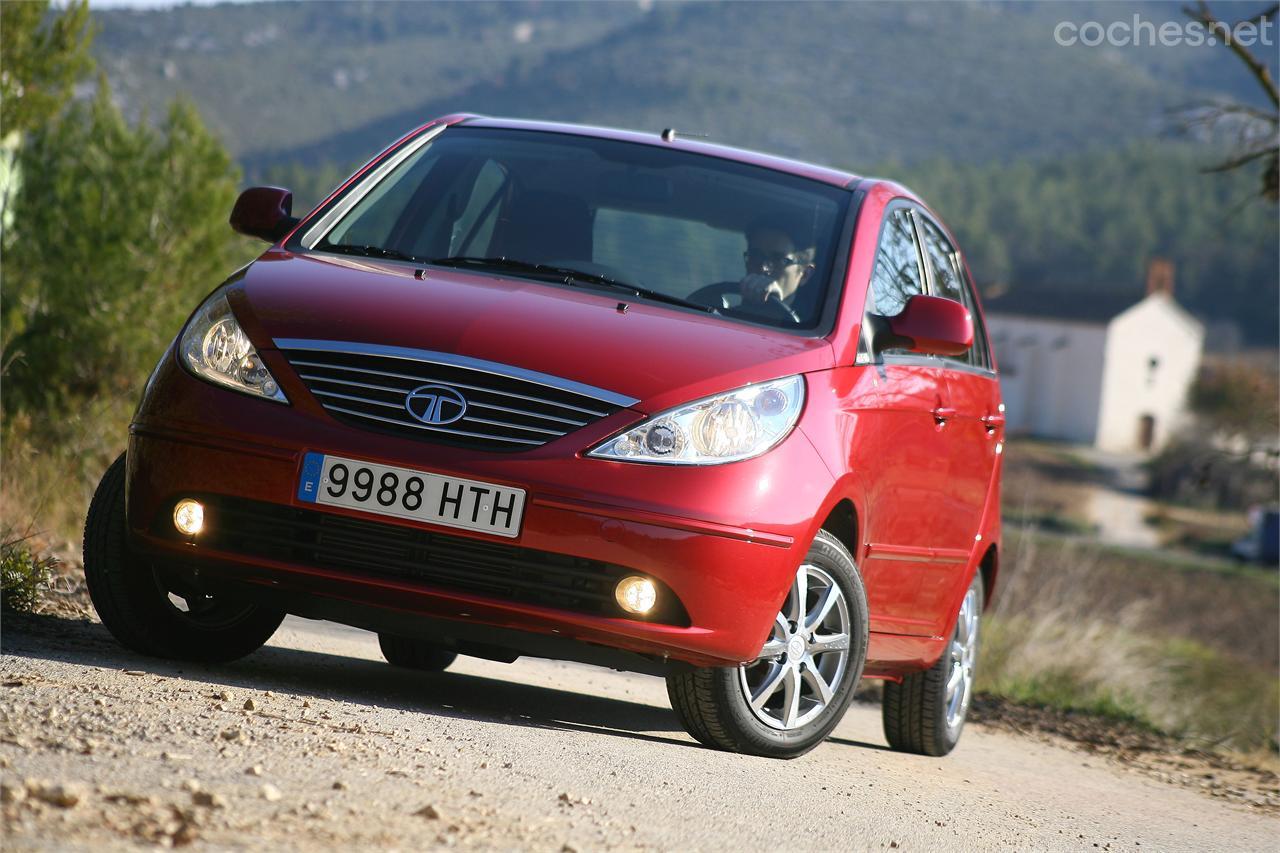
[896,142,1279,345]
[1,80,248,420]
[0,0,93,136]
[1182,2,1279,202]
[1149,360,1279,510]
[0,0,95,230]
[1188,360,1280,446]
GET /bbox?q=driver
[739,218,817,311]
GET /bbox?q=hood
[230,252,834,412]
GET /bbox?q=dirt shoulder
[2,608,1276,851]
[966,697,1280,813]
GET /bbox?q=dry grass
[0,393,134,561]
[981,528,1280,751]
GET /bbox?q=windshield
[298,127,851,331]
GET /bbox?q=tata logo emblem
[405,384,467,426]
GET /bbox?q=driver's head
[744,218,816,300]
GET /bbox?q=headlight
[179,292,287,403]
[588,376,804,465]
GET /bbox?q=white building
[983,261,1204,453]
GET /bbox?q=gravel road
[2,612,1275,851]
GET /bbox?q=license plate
[296,452,525,538]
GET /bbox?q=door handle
[981,413,1005,432]
[932,406,956,424]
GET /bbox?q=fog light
[614,575,657,615]
[173,499,204,536]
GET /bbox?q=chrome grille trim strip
[290,360,611,418]
[275,338,638,408]
[464,400,588,428]
[320,403,544,446]
[460,415,563,436]
[309,387,403,410]
[297,373,589,427]
[296,373,405,397]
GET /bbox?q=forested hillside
[90,0,1278,344]
[92,2,646,161]
[897,144,1279,345]
[94,1,1256,170]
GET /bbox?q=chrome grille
[277,340,636,452]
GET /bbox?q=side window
[959,263,992,369]
[919,217,991,369]
[918,218,963,303]
[868,207,924,317]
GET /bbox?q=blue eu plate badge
[297,452,324,503]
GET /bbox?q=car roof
[449,115,862,189]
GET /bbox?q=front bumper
[126,349,837,667]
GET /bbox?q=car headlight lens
[180,292,287,403]
[589,376,804,465]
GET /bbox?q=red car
[84,116,1002,759]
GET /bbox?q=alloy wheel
[945,586,980,732]
[738,563,851,730]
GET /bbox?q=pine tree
[3,82,248,421]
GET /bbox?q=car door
[856,204,954,636]
[915,214,1002,635]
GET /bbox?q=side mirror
[868,294,973,357]
[230,186,299,243]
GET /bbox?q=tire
[83,453,286,663]
[377,633,457,671]
[882,572,984,757]
[665,529,869,759]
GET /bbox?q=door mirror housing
[230,186,299,243]
[868,294,973,357]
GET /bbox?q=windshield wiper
[429,256,717,314]
[319,243,428,264]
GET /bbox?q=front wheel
[665,529,869,758]
[882,572,984,756]
[377,633,457,671]
[83,453,286,663]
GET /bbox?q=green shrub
[0,538,57,613]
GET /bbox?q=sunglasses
[744,251,804,276]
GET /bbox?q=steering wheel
[688,281,802,324]
[762,291,802,323]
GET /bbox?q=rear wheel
[83,453,286,663]
[665,530,869,758]
[882,572,983,756]
[377,633,457,671]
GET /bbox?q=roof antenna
[660,128,709,142]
